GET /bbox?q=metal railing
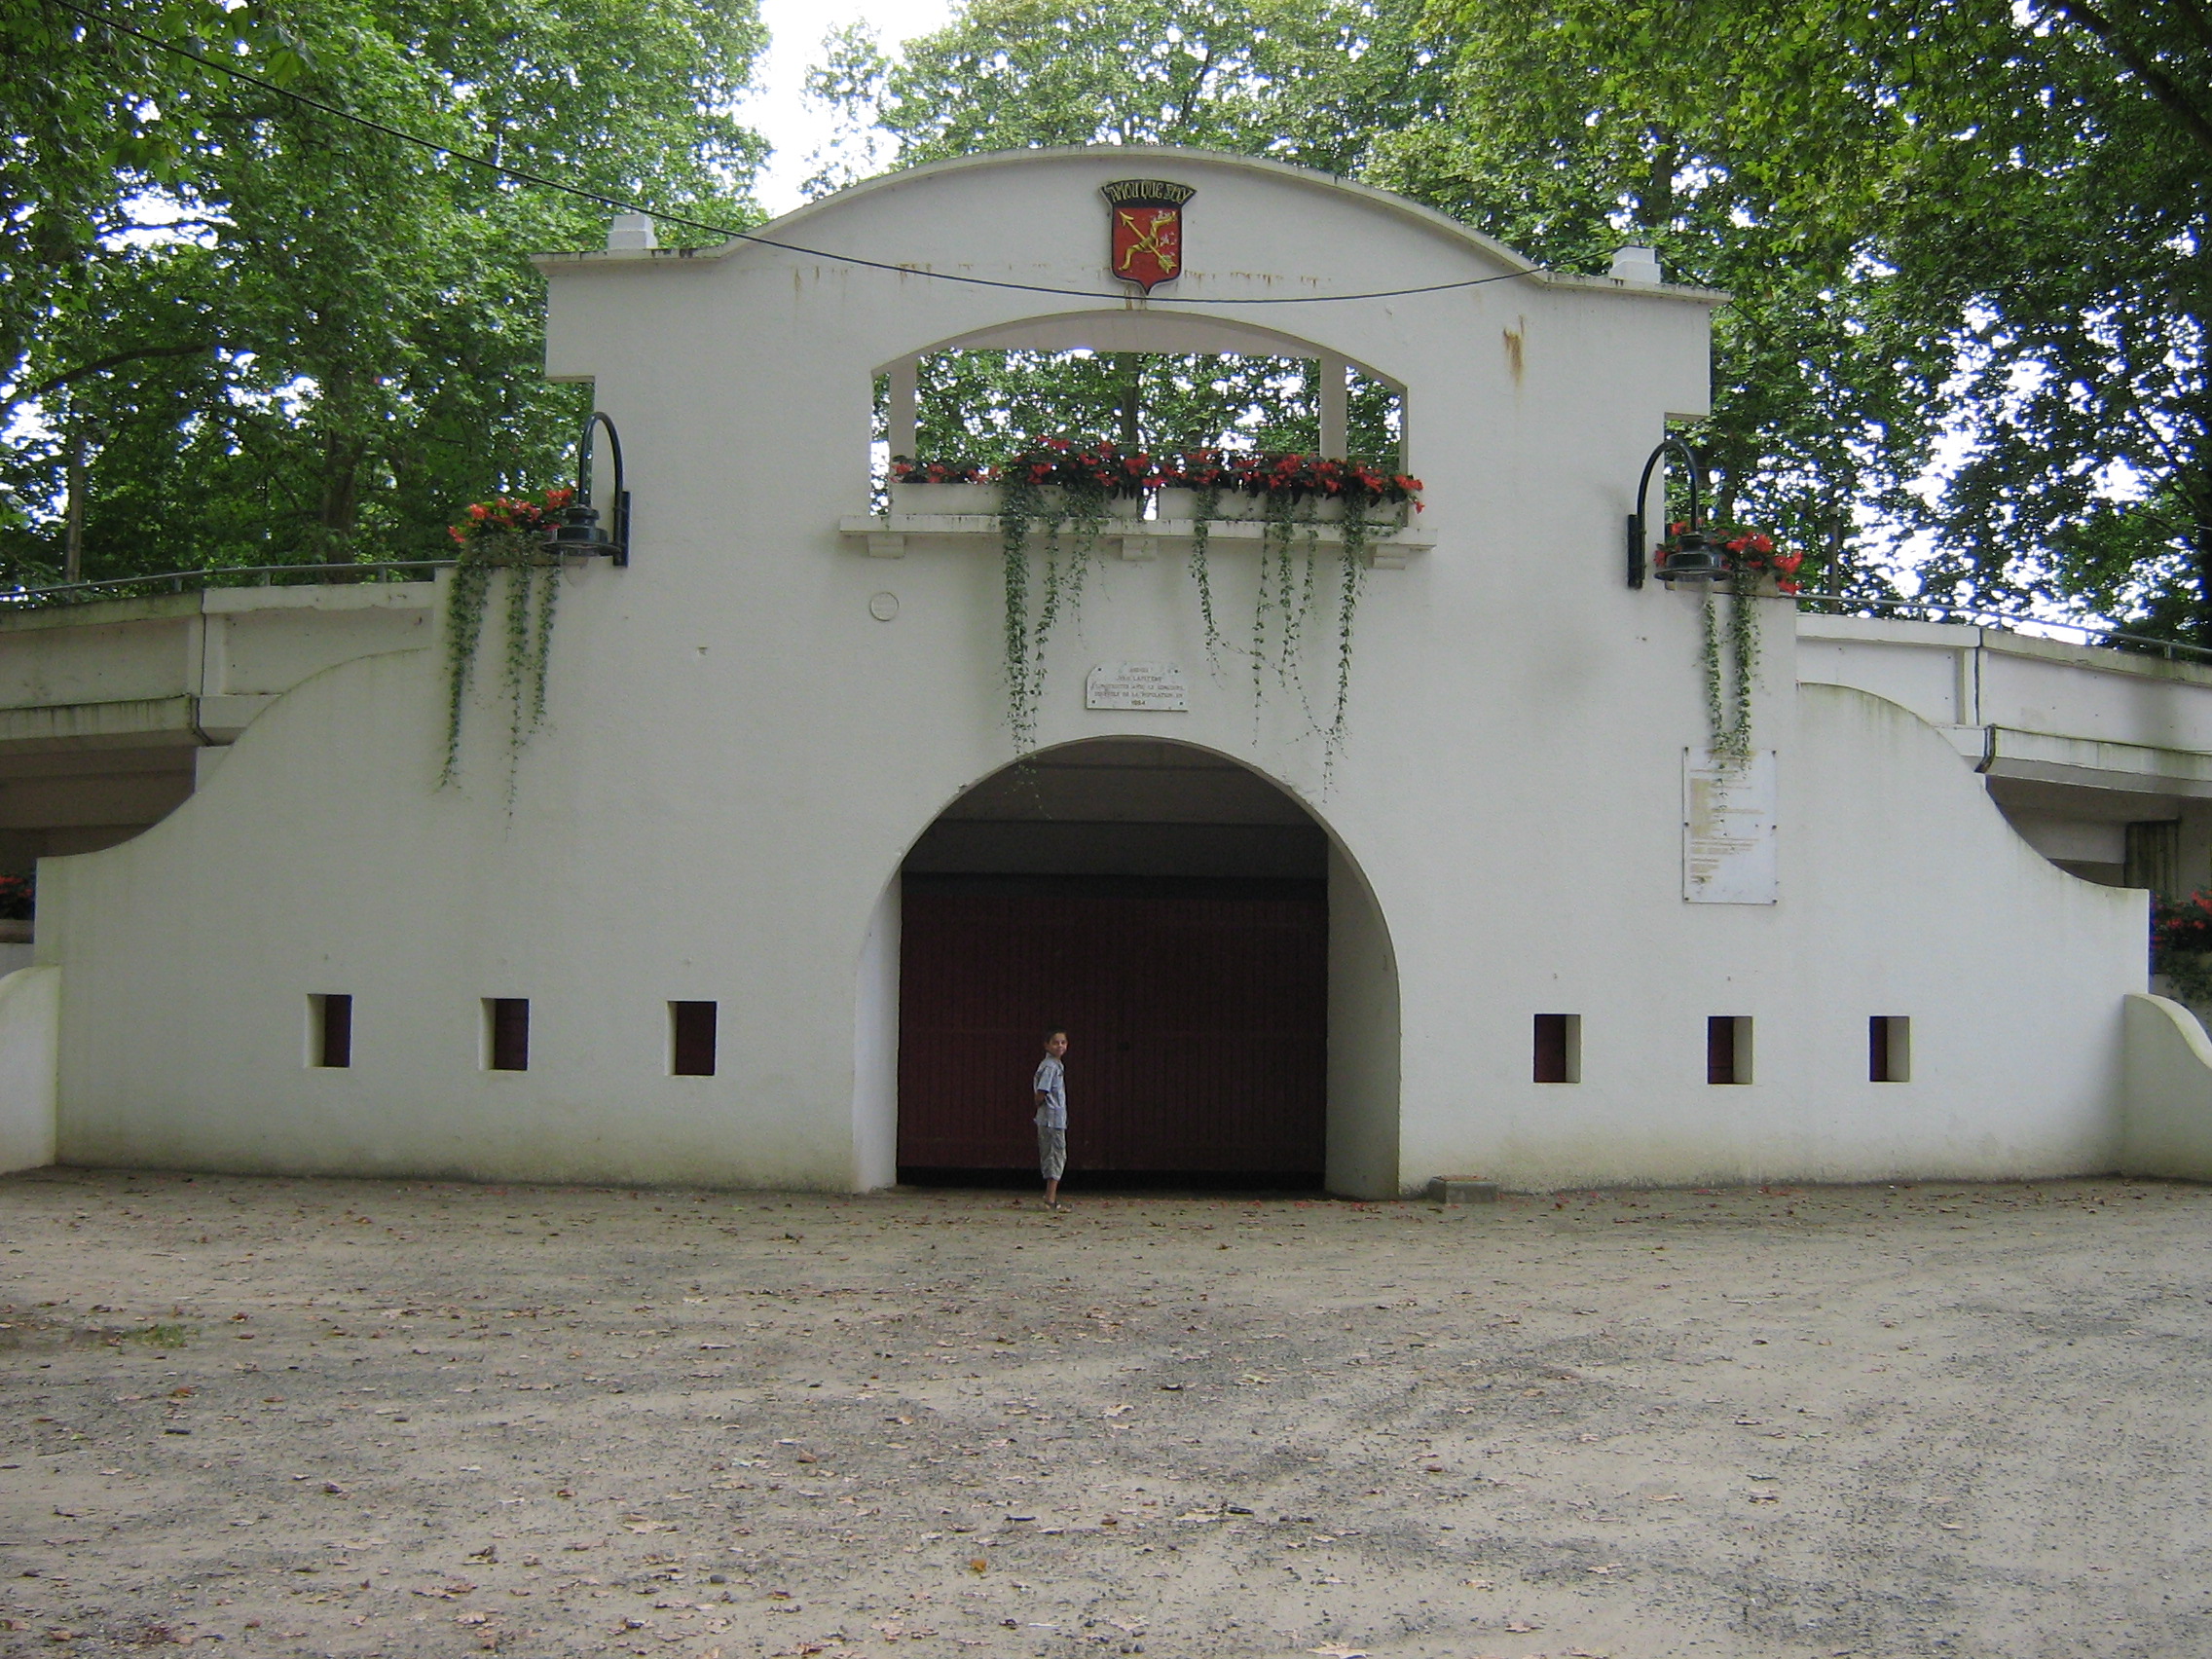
[10,559,2212,672]
[1,560,456,608]
[1794,592,2212,665]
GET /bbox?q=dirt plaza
[2,1171,2207,1659]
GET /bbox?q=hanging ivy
[1699,588,1757,759]
[1184,480,1227,670]
[1255,495,1288,719]
[993,439,1145,752]
[1333,499,1373,767]
[998,472,1041,754]
[1665,526,1815,760]
[440,492,572,789]
[907,442,1421,770]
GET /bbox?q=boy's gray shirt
[1033,1055,1067,1128]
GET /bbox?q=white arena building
[3,146,2211,1196]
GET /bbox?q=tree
[811,0,1444,177]
[0,0,766,581]
[1415,0,2211,634]
[819,0,2212,637]
[811,0,1939,578]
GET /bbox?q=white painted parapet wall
[2,147,2170,1195]
[2121,993,2212,1179]
[1798,613,2212,796]
[0,966,58,1172]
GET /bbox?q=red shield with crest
[1101,180,1196,293]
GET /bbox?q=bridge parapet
[0,582,436,866]
[1798,612,2212,886]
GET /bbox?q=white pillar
[606,213,658,251]
[1319,354,1348,458]
[887,357,919,461]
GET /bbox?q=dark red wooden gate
[897,876,1327,1182]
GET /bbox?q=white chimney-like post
[607,213,659,252]
[1318,354,1348,459]
[1609,245,1663,284]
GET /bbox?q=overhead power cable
[58,0,1543,307]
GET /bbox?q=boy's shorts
[1037,1124,1066,1180]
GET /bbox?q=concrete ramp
[0,965,58,1172]
[2123,992,2212,1180]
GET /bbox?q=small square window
[1708,1015,1752,1085]
[486,998,529,1071]
[671,1001,717,1077]
[1532,1014,1580,1084]
[1870,1015,1911,1083]
[310,994,351,1069]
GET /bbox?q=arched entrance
[890,739,1396,1192]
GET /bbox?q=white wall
[852,875,901,1189]
[0,965,59,1172]
[2121,993,2212,1179]
[31,147,2152,1192]
[1326,839,1400,1198]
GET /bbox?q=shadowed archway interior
[897,741,1328,1189]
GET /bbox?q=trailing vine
[1725,577,1759,756]
[999,472,1041,754]
[1331,519,1368,777]
[1276,510,1319,684]
[1665,525,1810,761]
[904,441,1421,771]
[1698,587,1757,759]
[1185,481,1226,669]
[1255,494,1288,718]
[441,490,571,789]
[1332,498,1372,767]
[1700,588,1727,756]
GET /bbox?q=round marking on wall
[868,592,901,622]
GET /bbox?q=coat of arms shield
[1101,179,1196,293]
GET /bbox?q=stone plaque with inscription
[1683,750,1777,903]
[1086,662,1189,712]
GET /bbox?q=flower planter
[890,483,1146,520]
[891,481,1000,517]
[1728,571,1801,600]
[1079,490,1147,520]
[1154,489,1265,523]
[1013,488,1144,524]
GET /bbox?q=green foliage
[441,531,562,791]
[2,0,766,584]
[995,444,1127,751]
[830,0,2211,644]
[1408,0,2212,639]
[809,0,1445,179]
[120,1321,194,1346]
[2154,891,2212,1004]
[934,448,1388,764]
[1698,586,1759,762]
[907,350,1402,473]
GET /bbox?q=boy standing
[1033,1029,1069,1210]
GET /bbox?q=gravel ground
[3,1169,2209,1659]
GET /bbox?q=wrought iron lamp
[548,411,630,566]
[1626,436,1723,587]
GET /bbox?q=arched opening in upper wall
[869,311,1409,502]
